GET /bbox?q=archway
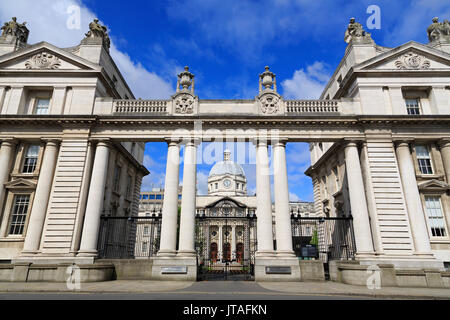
[210,242,218,263]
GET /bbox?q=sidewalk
[259,281,450,300]
[0,280,449,299]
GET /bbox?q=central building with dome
[138,149,315,271]
[195,149,257,268]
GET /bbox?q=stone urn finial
[259,66,276,93]
[176,66,195,93]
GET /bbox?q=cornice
[0,114,449,128]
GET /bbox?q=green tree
[310,227,318,246]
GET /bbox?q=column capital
[183,138,201,147]
[1,138,18,147]
[93,139,111,148]
[343,140,360,149]
[251,138,269,146]
[164,137,182,146]
[272,138,288,147]
[393,139,414,149]
[41,138,61,146]
[437,138,450,149]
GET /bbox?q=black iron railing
[291,216,356,262]
[97,215,161,259]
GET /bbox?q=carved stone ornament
[427,17,450,43]
[394,53,431,70]
[344,17,373,44]
[259,93,280,114]
[174,93,194,114]
[25,52,61,70]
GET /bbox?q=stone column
[178,139,198,256]
[273,140,294,256]
[0,139,16,221]
[255,140,275,256]
[438,139,450,184]
[22,139,59,254]
[157,140,180,256]
[344,141,374,255]
[395,141,432,255]
[78,140,110,256]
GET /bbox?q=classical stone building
[305,18,450,273]
[0,16,449,287]
[0,18,147,268]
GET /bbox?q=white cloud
[0,0,173,99]
[110,44,174,99]
[289,192,300,202]
[282,62,330,99]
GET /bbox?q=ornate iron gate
[195,212,257,281]
[291,216,356,262]
[97,215,161,259]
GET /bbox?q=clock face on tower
[223,179,231,188]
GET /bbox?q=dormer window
[405,98,421,115]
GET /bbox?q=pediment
[418,179,449,192]
[206,197,247,209]
[0,42,100,71]
[4,178,37,190]
[356,41,450,71]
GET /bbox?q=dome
[209,149,246,178]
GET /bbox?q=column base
[254,255,301,282]
[157,249,177,257]
[276,250,296,257]
[151,256,197,281]
[76,250,97,258]
[20,250,39,256]
[177,250,197,257]
[256,250,276,257]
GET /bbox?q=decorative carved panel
[25,52,61,70]
[394,53,431,70]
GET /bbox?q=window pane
[416,146,430,159]
[405,99,420,115]
[9,195,30,235]
[35,98,50,115]
[416,146,433,174]
[425,196,446,237]
[22,145,39,173]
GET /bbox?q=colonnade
[0,137,448,259]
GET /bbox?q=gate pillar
[77,140,110,257]
[152,138,197,281]
[254,139,301,281]
[157,139,181,256]
[178,139,198,256]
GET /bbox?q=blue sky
[1,0,449,201]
